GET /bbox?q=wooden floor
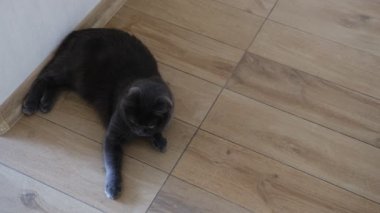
[1,0,380,212]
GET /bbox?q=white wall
[0,0,100,103]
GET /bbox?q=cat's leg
[23,78,61,115]
[22,78,49,115]
[104,137,123,199]
[151,133,167,152]
[39,87,60,113]
[23,56,68,115]
[103,120,126,199]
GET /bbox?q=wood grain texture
[126,0,265,49]
[37,92,104,142]
[124,120,196,173]
[0,116,167,212]
[250,21,380,99]
[38,92,196,173]
[148,176,251,213]
[228,53,380,147]
[216,0,277,17]
[202,90,380,203]
[0,163,101,213]
[173,131,380,213]
[159,64,221,126]
[107,6,243,85]
[269,0,380,56]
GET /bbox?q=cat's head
[120,80,173,137]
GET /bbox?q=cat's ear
[127,87,141,97]
[125,87,141,106]
[154,96,173,115]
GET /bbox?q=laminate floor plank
[107,6,244,85]
[215,0,277,17]
[0,163,101,213]
[228,53,380,147]
[202,90,380,203]
[269,0,380,56]
[250,21,380,99]
[0,116,167,212]
[148,176,252,213]
[127,0,265,49]
[173,131,380,212]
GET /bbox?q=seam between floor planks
[266,2,380,58]
[198,127,380,206]
[34,114,172,175]
[261,19,380,102]
[145,33,254,211]
[245,0,280,50]
[0,156,105,213]
[225,68,380,149]
[122,5,250,51]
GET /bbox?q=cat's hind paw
[22,96,39,116]
[39,92,55,113]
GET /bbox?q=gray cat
[23,28,173,199]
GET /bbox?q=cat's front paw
[152,136,167,153]
[104,174,121,200]
[105,177,122,200]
